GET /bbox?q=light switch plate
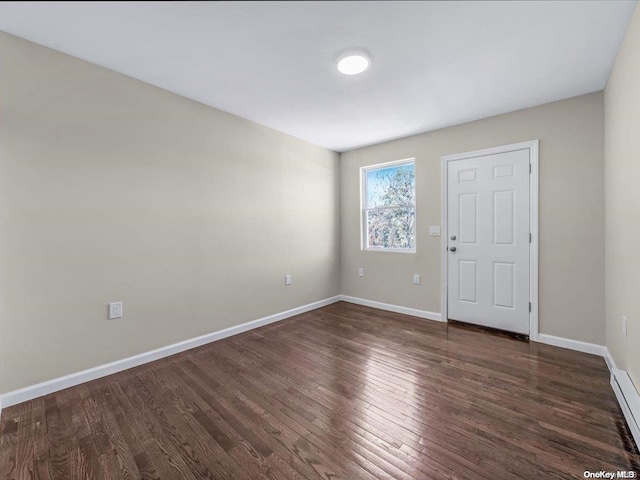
[358,268,364,277]
[413,274,421,285]
[109,302,123,319]
[285,274,292,285]
[429,226,441,236]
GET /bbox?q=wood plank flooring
[1,302,639,479]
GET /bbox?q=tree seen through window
[363,161,416,251]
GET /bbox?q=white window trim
[360,158,416,253]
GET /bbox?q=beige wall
[0,33,340,394]
[605,4,640,387]
[341,93,605,344]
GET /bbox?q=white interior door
[447,148,530,334]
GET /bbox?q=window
[361,159,416,252]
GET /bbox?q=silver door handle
[449,246,457,252]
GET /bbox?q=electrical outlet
[358,267,364,277]
[622,315,627,337]
[285,274,292,285]
[413,274,421,285]
[109,302,123,319]
[429,226,441,236]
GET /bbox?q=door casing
[441,140,539,339]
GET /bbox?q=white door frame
[441,140,539,340]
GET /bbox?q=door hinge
[529,163,532,174]
[530,232,532,243]
[529,302,532,312]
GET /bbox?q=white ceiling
[0,1,636,152]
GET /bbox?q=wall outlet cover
[413,274,421,285]
[109,302,123,319]
[358,268,364,277]
[285,274,292,285]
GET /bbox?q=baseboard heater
[610,369,640,450]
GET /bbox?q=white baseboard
[0,295,341,412]
[2,291,638,454]
[339,295,443,322]
[535,333,606,356]
[604,349,640,449]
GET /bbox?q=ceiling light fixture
[336,51,370,76]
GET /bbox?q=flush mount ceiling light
[336,51,370,76]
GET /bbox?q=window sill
[363,248,416,254]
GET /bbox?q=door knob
[449,246,457,252]
[450,235,456,241]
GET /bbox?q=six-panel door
[447,149,530,334]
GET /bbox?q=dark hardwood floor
[1,301,639,479]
